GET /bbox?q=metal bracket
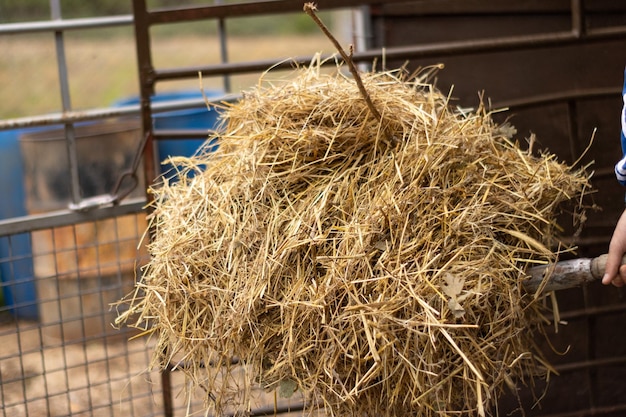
[68,130,149,212]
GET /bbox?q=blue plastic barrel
[114,90,223,177]
[0,128,39,319]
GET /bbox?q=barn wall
[369,1,626,415]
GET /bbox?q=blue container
[0,128,39,320]
[114,90,223,177]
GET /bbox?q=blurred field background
[1,0,346,119]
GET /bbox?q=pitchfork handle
[524,254,626,293]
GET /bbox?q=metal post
[50,0,81,206]
[571,0,585,38]
[131,1,173,416]
[215,0,231,92]
[132,0,159,191]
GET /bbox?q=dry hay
[117,59,591,417]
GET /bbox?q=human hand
[603,208,626,286]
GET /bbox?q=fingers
[616,264,626,287]
[603,259,626,286]
[603,209,626,286]
[605,261,626,286]
[603,242,623,285]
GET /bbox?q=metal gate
[1,1,626,416]
[364,2,626,415]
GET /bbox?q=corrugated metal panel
[370,1,626,415]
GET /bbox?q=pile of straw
[118,60,590,416]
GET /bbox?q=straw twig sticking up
[303,3,390,141]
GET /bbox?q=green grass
[0,32,334,120]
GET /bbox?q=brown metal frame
[130,1,626,416]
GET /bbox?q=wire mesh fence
[0,213,162,417]
[0,210,310,416]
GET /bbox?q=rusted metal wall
[369,1,626,415]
